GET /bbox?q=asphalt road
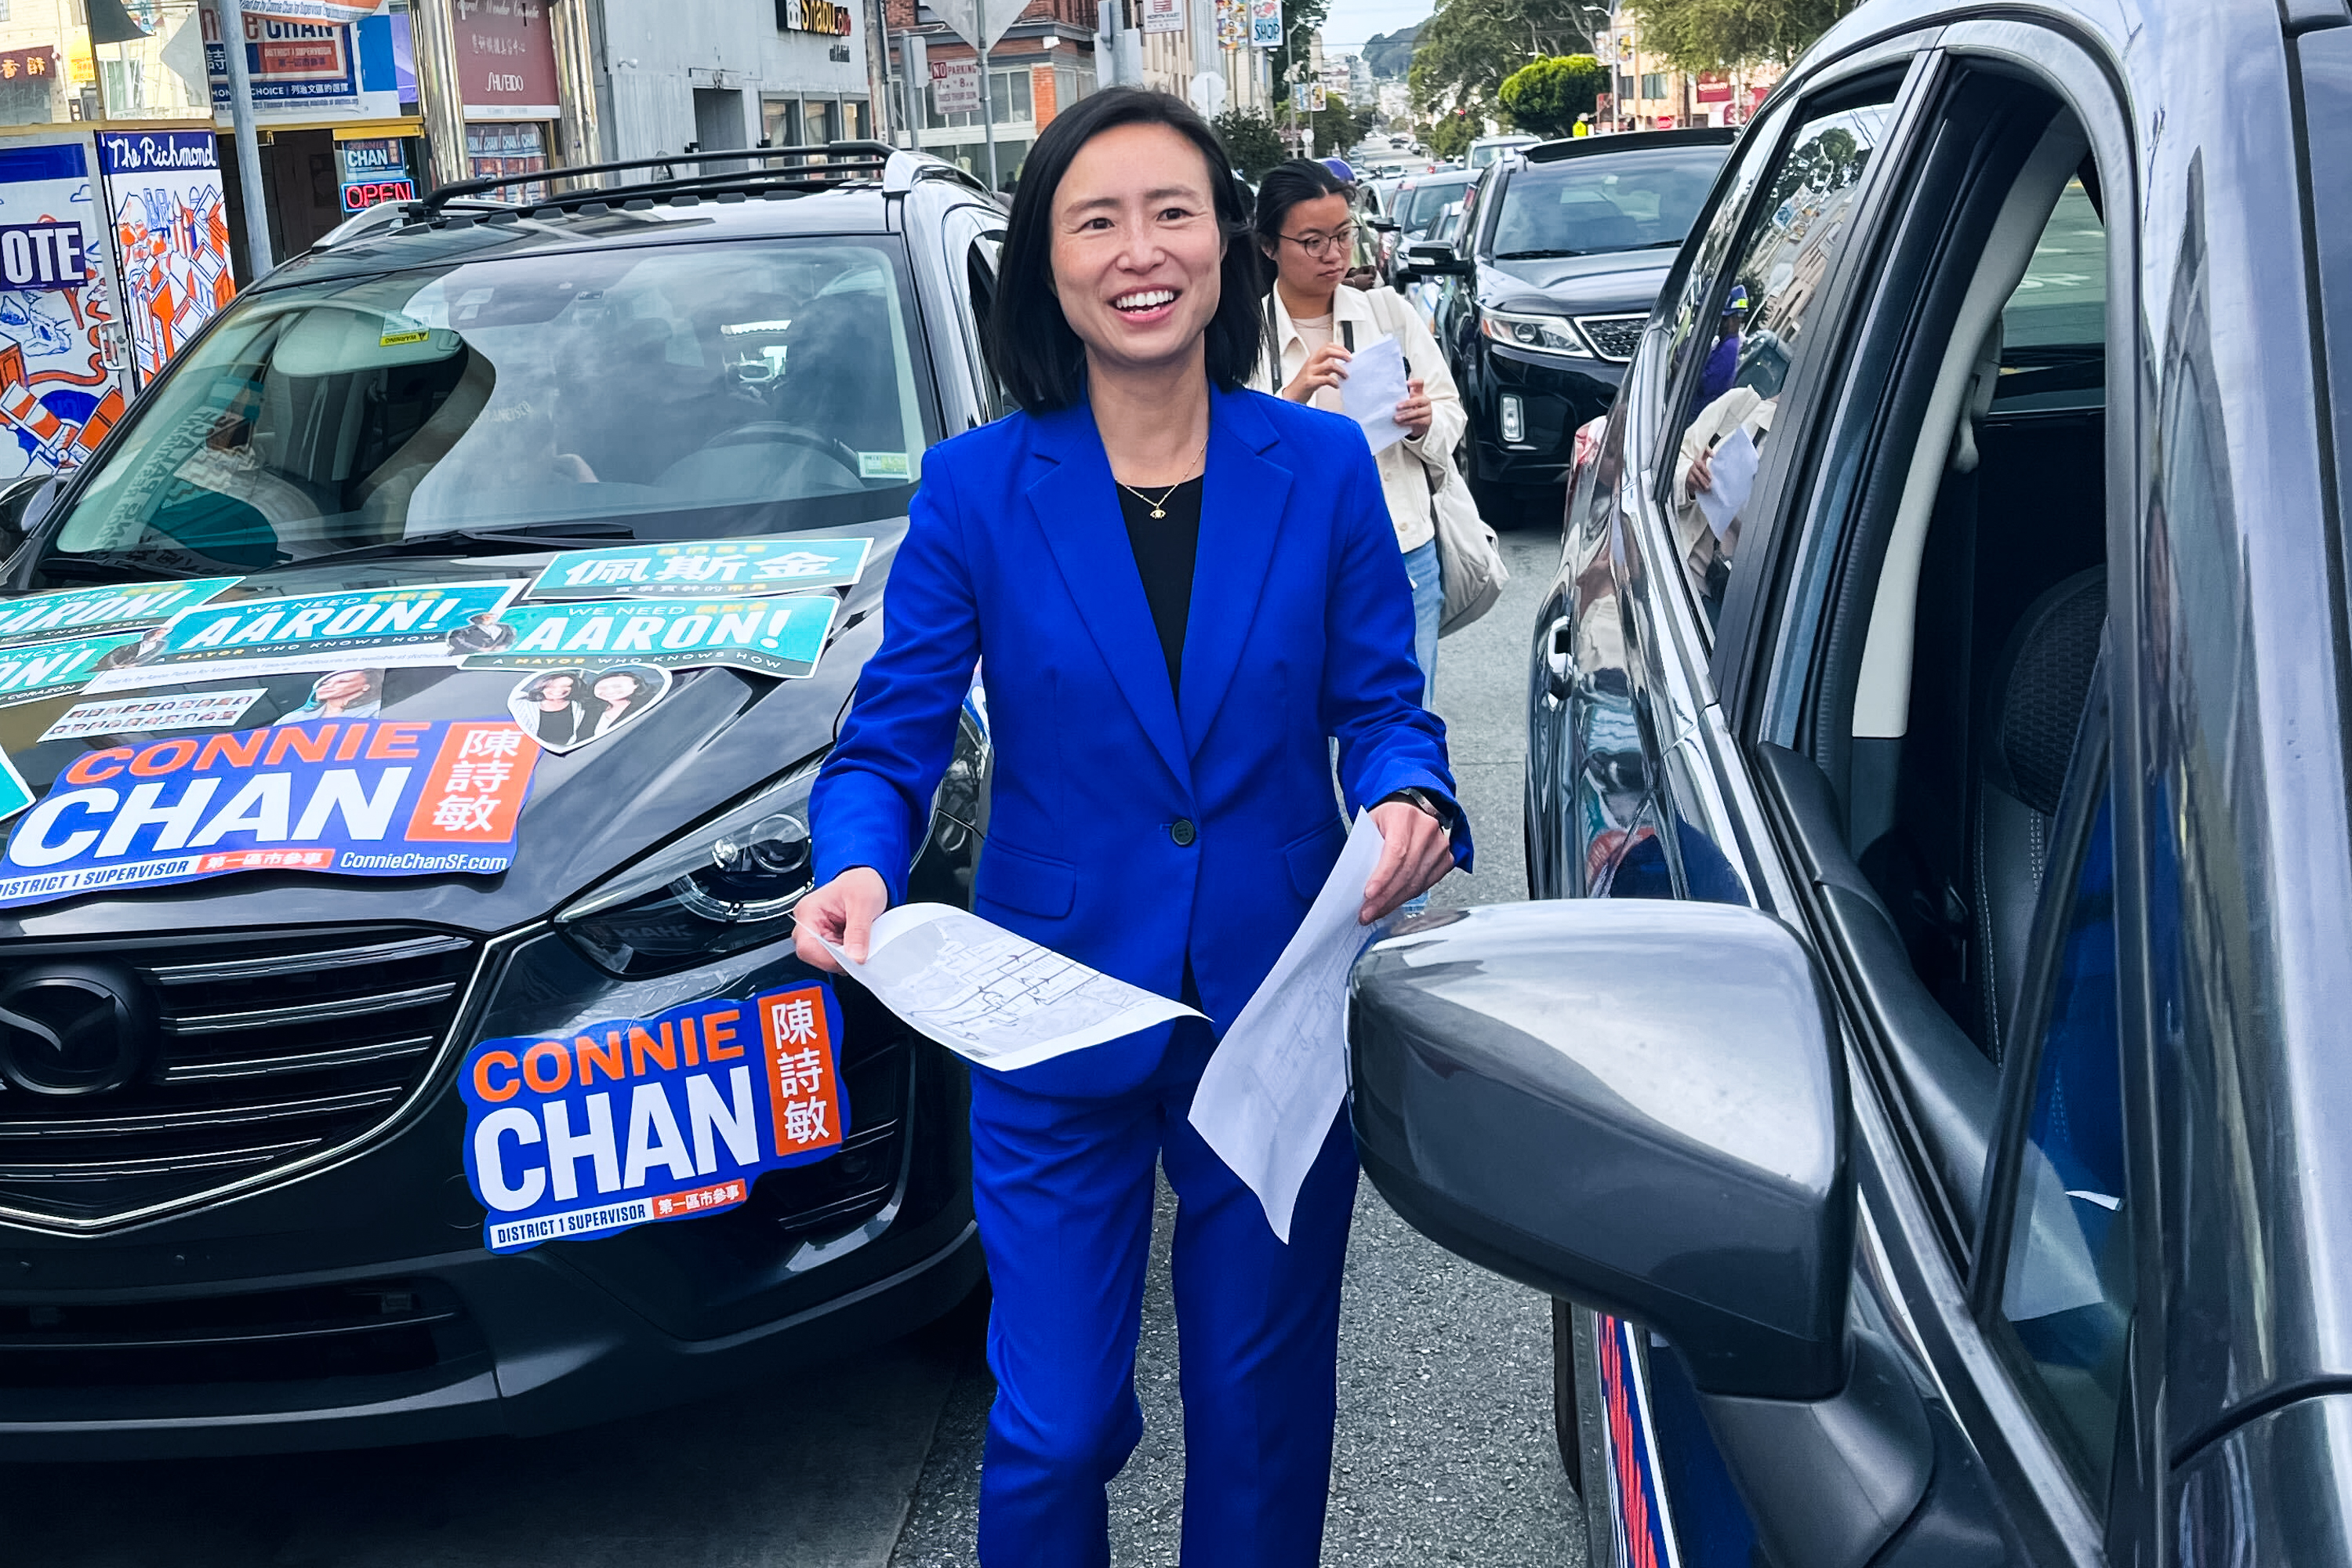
[7,510,1576,1568]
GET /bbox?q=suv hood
[1483,251,1675,316]
[0,524,906,941]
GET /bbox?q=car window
[1487,146,1730,261]
[1664,92,1899,626]
[956,213,1009,421]
[1996,787,2132,1497]
[51,238,935,575]
[1994,178,2106,412]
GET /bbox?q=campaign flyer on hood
[0,631,148,710]
[38,688,270,743]
[527,539,872,601]
[0,578,242,649]
[463,593,839,681]
[459,985,849,1254]
[0,717,542,909]
[79,580,524,691]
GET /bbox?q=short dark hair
[983,88,1269,411]
[1252,158,1352,258]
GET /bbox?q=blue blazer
[811,384,1470,1098]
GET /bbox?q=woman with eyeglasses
[794,90,1468,1566]
[1249,158,1467,704]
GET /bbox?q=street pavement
[7,510,1575,1568]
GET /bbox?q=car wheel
[1552,1297,1583,1496]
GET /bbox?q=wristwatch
[1380,786,1458,832]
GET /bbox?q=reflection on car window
[54,239,932,575]
[1488,147,1728,260]
[1999,793,2132,1496]
[1995,179,2107,412]
[1670,96,1896,626]
[1399,175,1471,232]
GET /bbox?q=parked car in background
[1353,1,2352,1563]
[1468,132,1541,169]
[0,143,1009,1458]
[1405,129,1735,504]
[1385,168,1477,283]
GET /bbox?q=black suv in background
[1402,129,1734,504]
[0,146,1009,1457]
[1353,1,2352,1563]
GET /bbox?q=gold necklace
[1116,438,1208,520]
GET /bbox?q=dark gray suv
[1349,1,2352,1563]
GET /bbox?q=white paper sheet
[822,903,1203,1073]
[1693,425,1759,540]
[1338,333,1413,454]
[1189,813,1388,1241]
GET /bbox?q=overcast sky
[1319,0,1431,53]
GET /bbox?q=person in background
[1692,283,1750,417]
[793,88,1466,1568]
[1250,158,1466,705]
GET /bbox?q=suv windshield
[1490,147,1727,259]
[1398,174,1472,230]
[53,237,934,575]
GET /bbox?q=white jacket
[1250,284,1467,554]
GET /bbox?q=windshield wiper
[296,521,637,566]
[1495,248,1584,260]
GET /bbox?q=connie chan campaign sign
[0,717,543,909]
[459,985,849,1253]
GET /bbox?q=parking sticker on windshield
[458,984,848,1254]
[463,593,838,681]
[857,452,910,481]
[526,538,871,600]
[78,580,524,693]
[38,688,269,742]
[0,717,543,909]
[0,577,241,650]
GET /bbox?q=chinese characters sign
[453,0,559,118]
[0,717,543,909]
[527,538,870,600]
[458,984,848,1253]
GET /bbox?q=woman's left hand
[1360,799,1455,924]
[1395,379,1433,439]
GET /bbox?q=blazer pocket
[1283,819,1349,903]
[975,837,1076,920]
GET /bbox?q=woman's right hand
[794,866,889,971]
[1281,342,1352,403]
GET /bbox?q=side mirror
[1348,900,1851,1401]
[1405,241,1468,276]
[0,472,58,561]
[1370,217,1399,234]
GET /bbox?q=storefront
[449,0,557,199]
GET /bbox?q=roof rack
[420,140,911,214]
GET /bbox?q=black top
[1116,474,1205,697]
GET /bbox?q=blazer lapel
[1025,404,1195,789]
[1179,387,1290,754]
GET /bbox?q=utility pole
[862,0,894,143]
[976,0,996,191]
[215,0,273,272]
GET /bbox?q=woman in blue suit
[796,89,1470,1567]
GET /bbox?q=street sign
[931,57,980,114]
[1142,0,1182,34]
[1248,0,1279,49]
[927,0,1019,55]
[1189,70,1225,115]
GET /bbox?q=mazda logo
[0,964,154,1097]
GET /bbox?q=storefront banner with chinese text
[0,717,543,909]
[82,579,524,691]
[459,985,848,1253]
[97,133,236,389]
[527,538,870,601]
[0,138,129,481]
[0,576,239,648]
[463,593,839,681]
[204,0,408,125]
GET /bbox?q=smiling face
[593,674,637,706]
[537,676,575,706]
[1048,122,1227,381]
[1265,191,1352,300]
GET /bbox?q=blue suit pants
[969,1022,1360,1567]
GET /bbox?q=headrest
[1987,568,2106,815]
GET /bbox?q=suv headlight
[557,757,823,978]
[1482,309,1594,357]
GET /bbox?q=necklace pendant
[1150,506,1166,519]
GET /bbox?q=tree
[1624,0,1857,71]
[1213,108,1287,180]
[1410,0,1593,138]
[1310,99,1369,159]
[1268,0,1329,129]
[1424,108,1476,162]
[1498,54,1606,140]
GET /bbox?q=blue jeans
[1403,539,1441,707]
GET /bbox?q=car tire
[1552,1297,1583,1497]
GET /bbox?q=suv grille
[1574,314,1648,362]
[0,927,479,1225]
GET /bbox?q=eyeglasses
[1276,230,1352,259]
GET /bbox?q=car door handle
[1543,615,1577,699]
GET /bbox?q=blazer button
[1170,818,1198,848]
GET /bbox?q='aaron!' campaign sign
[0,717,543,909]
[0,577,241,648]
[465,593,839,680]
[528,539,872,600]
[459,985,848,1253]
[0,630,147,710]
[80,580,523,691]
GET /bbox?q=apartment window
[1642,72,1666,100]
